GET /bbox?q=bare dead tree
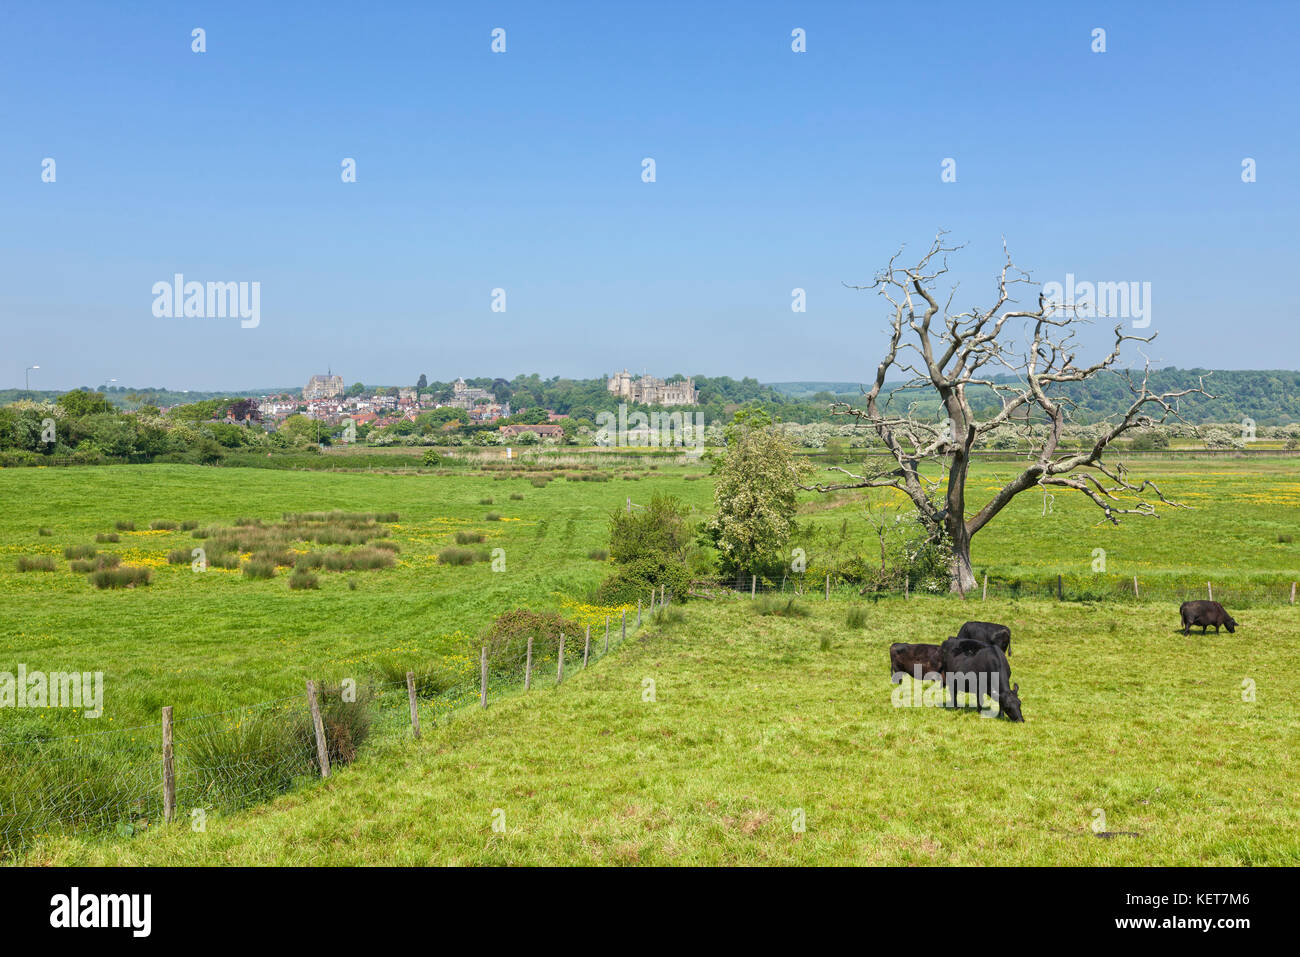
[801,233,1211,592]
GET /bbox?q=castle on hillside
[304,373,344,399]
[448,377,495,408]
[606,370,698,406]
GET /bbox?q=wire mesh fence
[0,605,654,859]
[690,573,1299,608]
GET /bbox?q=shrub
[90,566,151,588]
[71,556,122,573]
[530,477,549,488]
[288,569,319,590]
[95,532,120,543]
[846,606,868,629]
[149,519,179,530]
[166,548,191,565]
[114,520,135,531]
[510,492,524,500]
[321,548,396,571]
[242,559,277,580]
[181,520,199,531]
[485,512,501,521]
[455,530,486,544]
[294,552,325,570]
[301,684,372,768]
[369,540,399,552]
[16,556,55,572]
[1278,534,1294,544]
[479,608,581,672]
[63,544,96,560]
[37,527,52,537]
[479,497,494,505]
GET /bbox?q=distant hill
[767,370,1300,425]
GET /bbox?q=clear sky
[2,1,1297,391]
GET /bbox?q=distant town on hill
[3,368,1298,426]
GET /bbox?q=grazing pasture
[0,456,1296,863]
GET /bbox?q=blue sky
[2,1,1297,391]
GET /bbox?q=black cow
[956,620,1011,654]
[1180,600,1237,636]
[940,636,1024,721]
[888,642,943,684]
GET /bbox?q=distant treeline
[771,369,1300,425]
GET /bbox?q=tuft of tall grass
[114,520,135,531]
[95,532,120,543]
[485,512,502,521]
[149,520,180,530]
[37,527,53,536]
[846,606,868,629]
[241,559,277,580]
[16,555,55,572]
[90,566,151,588]
[288,568,320,590]
[438,546,478,566]
[72,555,122,573]
[587,548,609,561]
[63,544,96,560]
[755,596,810,618]
[166,548,191,565]
[510,492,524,500]
[478,497,494,505]
[455,530,486,544]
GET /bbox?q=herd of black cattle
[888,600,1240,723]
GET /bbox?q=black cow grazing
[889,642,943,684]
[940,636,1024,721]
[1180,600,1237,636]
[956,620,1012,654]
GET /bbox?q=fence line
[0,597,659,859]
[691,574,1299,607]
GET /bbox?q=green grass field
[1,457,1297,864]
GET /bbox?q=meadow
[1,455,1297,864]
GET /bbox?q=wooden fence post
[480,646,488,708]
[1133,576,1140,599]
[904,575,909,599]
[982,573,988,602]
[751,574,757,598]
[637,599,642,626]
[161,705,175,824]
[1207,581,1213,601]
[660,584,665,606]
[557,633,566,684]
[1291,581,1296,605]
[825,574,830,601]
[306,679,331,778]
[604,616,610,653]
[781,573,787,592]
[525,635,533,691]
[1057,574,1063,601]
[622,609,626,640]
[406,671,421,739]
[583,624,591,667]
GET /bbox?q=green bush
[455,530,486,544]
[114,520,135,531]
[478,608,581,673]
[166,548,191,565]
[846,606,868,629]
[63,544,96,560]
[16,556,55,572]
[485,512,502,521]
[149,519,179,530]
[95,532,120,543]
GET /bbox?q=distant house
[499,423,565,440]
